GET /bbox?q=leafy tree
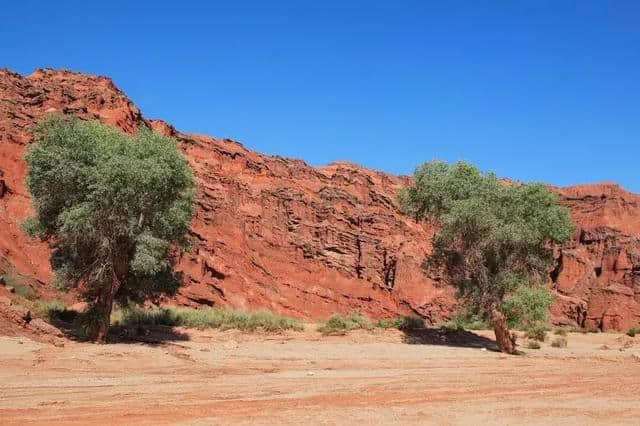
[24,116,195,342]
[399,161,573,353]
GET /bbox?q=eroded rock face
[0,68,639,329]
[551,186,640,330]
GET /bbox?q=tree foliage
[399,160,573,353]
[24,116,195,341]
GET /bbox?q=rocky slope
[1,68,638,330]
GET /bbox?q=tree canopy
[24,116,195,342]
[399,160,573,353]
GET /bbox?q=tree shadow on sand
[401,327,499,351]
[50,317,190,344]
[108,324,190,344]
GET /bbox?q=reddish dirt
[0,67,639,330]
[1,329,639,425]
[0,285,66,345]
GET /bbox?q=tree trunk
[88,289,115,344]
[490,305,516,354]
[86,249,129,343]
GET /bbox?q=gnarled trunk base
[491,306,516,354]
[87,289,115,344]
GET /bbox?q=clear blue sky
[2,1,639,192]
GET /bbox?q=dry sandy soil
[1,327,639,425]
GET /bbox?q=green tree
[24,116,195,342]
[399,161,573,353]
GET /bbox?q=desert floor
[1,327,639,425]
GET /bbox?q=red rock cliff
[1,68,638,329]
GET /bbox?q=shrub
[525,340,541,349]
[553,327,568,336]
[551,337,568,348]
[113,307,304,332]
[374,318,397,329]
[375,316,425,330]
[319,316,349,334]
[626,328,639,337]
[465,319,490,330]
[524,324,548,342]
[117,307,181,327]
[12,283,35,300]
[35,300,96,339]
[435,312,489,331]
[318,314,372,335]
[436,321,463,331]
[568,326,588,334]
[37,300,78,323]
[503,285,554,331]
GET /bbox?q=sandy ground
[1,327,639,425]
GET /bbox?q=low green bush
[524,324,548,342]
[37,300,78,323]
[503,285,554,331]
[113,307,304,332]
[551,337,568,348]
[318,314,373,335]
[626,327,639,337]
[553,328,567,336]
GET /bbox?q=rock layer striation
[1,68,638,329]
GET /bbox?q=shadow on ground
[401,327,498,351]
[108,325,190,344]
[50,318,190,344]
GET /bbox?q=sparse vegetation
[435,321,463,331]
[2,271,36,300]
[318,314,427,334]
[524,340,541,349]
[524,324,548,342]
[113,307,304,332]
[35,304,304,338]
[318,314,373,334]
[627,327,639,337]
[36,300,78,323]
[24,116,195,342]
[567,326,589,334]
[551,337,568,348]
[553,327,568,336]
[375,316,425,330]
[436,311,489,331]
[34,300,96,339]
[10,282,35,300]
[398,160,573,354]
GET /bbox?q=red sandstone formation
[551,185,640,330]
[0,286,65,345]
[0,68,638,330]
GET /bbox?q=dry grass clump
[113,307,304,332]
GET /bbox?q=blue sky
[2,1,639,192]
